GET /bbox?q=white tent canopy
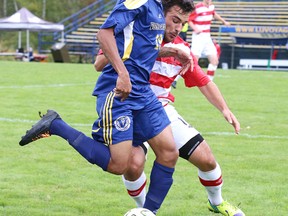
[0,7,64,51]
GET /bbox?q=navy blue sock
[143,161,174,214]
[50,118,110,171]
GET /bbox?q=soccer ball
[124,207,155,216]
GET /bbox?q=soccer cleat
[19,110,60,146]
[208,200,245,216]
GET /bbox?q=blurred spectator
[179,23,189,41]
[188,0,230,80]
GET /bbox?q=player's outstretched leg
[19,110,111,171]
[19,110,59,146]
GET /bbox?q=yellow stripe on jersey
[124,0,148,10]
[92,127,101,133]
[122,22,134,61]
[122,38,133,61]
[92,119,102,133]
[103,92,115,145]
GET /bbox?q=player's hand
[222,109,240,134]
[114,72,132,101]
[174,49,194,76]
[179,58,194,76]
[194,27,202,34]
[224,21,231,26]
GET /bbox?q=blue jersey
[93,0,165,97]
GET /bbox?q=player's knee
[129,157,144,173]
[210,58,218,66]
[107,160,128,175]
[157,148,179,167]
[171,150,179,164]
[108,152,145,175]
[198,156,217,172]
[125,163,144,181]
[205,157,217,170]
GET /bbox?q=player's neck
[203,1,211,7]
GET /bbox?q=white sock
[122,172,147,207]
[198,162,223,206]
[207,64,218,81]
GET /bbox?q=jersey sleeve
[100,0,146,35]
[182,55,211,88]
[188,10,197,22]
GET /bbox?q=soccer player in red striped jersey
[188,0,230,80]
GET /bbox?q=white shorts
[191,33,217,57]
[142,104,202,160]
[164,104,199,150]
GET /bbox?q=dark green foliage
[0,0,97,51]
[0,0,96,20]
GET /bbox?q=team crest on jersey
[114,116,131,131]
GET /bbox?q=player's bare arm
[158,46,193,75]
[188,20,202,34]
[97,28,132,101]
[214,12,230,26]
[199,82,240,134]
[94,53,108,72]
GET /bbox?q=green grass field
[0,61,287,215]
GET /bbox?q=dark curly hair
[162,0,195,14]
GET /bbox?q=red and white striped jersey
[150,36,210,104]
[188,2,215,33]
[97,37,210,105]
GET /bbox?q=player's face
[164,6,190,42]
[203,0,212,6]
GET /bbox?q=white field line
[1,117,288,140]
[204,131,288,140]
[0,117,91,127]
[0,82,95,89]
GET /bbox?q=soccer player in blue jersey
[19,0,195,214]
[94,2,245,215]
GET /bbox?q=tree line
[0,0,96,22]
[0,0,98,52]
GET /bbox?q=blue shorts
[92,90,170,146]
